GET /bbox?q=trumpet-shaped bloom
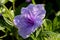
[14,4,46,39]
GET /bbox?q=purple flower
[14,4,46,39]
[26,0,31,2]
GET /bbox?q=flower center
[27,18,34,26]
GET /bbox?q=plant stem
[32,0,36,4]
[41,25,44,32]
[13,2,15,12]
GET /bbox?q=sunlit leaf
[9,7,14,18]
[44,37,48,40]
[2,5,14,21]
[0,26,5,30]
[2,5,14,26]
[0,26,7,39]
[9,0,15,2]
[42,31,60,40]
[43,19,52,31]
[56,34,60,40]
[0,33,7,38]
[0,0,8,4]
[0,39,2,40]
[56,11,60,16]
[0,7,2,13]
[53,16,60,31]
[31,34,35,40]
[36,28,41,37]
[3,16,14,26]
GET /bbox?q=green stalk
[13,1,15,12]
[41,25,44,32]
[32,0,36,4]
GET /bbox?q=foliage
[0,0,60,40]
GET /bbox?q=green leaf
[0,21,5,32]
[9,0,15,2]
[2,6,14,26]
[3,16,14,26]
[31,33,40,40]
[0,39,3,40]
[0,33,7,38]
[43,19,52,31]
[53,16,60,31]
[42,31,60,40]
[43,31,56,37]
[56,11,60,16]
[0,26,5,30]
[44,37,48,40]
[0,25,7,38]
[56,34,60,40]
[31,34,35,40]
[10,10,14,18]
[36,28,41,37]
[42,31,57,40]
[0,7,2,13]
[2,5,14,21]
[44,31,60,40]
[9,7,14,18]
[2,5,14,26]
[0,0,8,4]
[31,34,37,40]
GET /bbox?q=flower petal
[27,4,35,11]
[14,15,28,29]
[18,26,34,39]
[36,4,46,19]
